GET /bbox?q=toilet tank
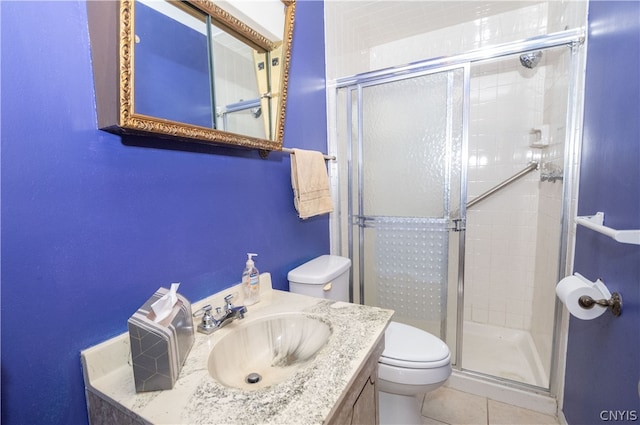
[287,255,351,302]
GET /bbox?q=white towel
[290,149,334,219]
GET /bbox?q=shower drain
[245,372,262,384]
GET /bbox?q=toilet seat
[380,354,451,369]
[378,361,452,389]
[380,321,451,369]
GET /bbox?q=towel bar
[281,147,336,161]
[575,212,640,245]
[259,148,336,160]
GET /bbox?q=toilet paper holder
[576,276,623,317]
[578,292,623,317]
[557,273,624,319]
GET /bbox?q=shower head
[519,51,543,69]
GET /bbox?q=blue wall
[564,1,640,423]
[0,1,328,424]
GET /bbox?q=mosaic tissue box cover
[127,287,194,392]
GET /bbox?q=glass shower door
[348,67,466,355]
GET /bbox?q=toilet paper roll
[556,275,607,320]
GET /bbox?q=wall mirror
[87,0,295,152]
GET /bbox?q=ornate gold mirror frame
[88,0,295,152]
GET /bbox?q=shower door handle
[451,218,466,232]
[352,215,375,228]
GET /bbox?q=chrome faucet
[193,294,247,334]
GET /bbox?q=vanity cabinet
[326,335,385,425]
[85,391,146,425]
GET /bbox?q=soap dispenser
[242,253,260,305]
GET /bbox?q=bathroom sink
[207,313,332,390]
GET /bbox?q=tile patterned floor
[420,387,560,425]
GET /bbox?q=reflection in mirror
[209,20,270,138]
[134,1,212,127]
[86,0,295,152]
[209,1,287,141]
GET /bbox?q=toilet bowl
[288,255,452,425]
[379,322,451,392]
[378,321,451,425]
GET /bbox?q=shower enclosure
[333,30,585,393]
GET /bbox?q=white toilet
[288,255,452,425]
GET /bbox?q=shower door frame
[332,28,586,395]
[346,64,469,345]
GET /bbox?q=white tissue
[151,283,180,323]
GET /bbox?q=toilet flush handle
[323,282,332,291]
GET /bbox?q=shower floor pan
[462,321,548,388]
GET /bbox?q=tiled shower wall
[464,60,545,330]
[465,44,572,376]
[370,3,551,74]
[326,0,586,341]
[325,1,586,80]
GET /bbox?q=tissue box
[127,287,194,392]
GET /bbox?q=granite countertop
[81,274,393,424]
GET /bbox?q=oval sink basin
[207,313,332,390]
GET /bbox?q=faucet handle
[236,306,247,319]
[193,305,216,333]
[192,304,212,317]
[223,293,240,310]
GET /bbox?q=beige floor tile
[487,399,559,425]
[422,387,488,425]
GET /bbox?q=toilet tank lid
[287,255,351,284]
